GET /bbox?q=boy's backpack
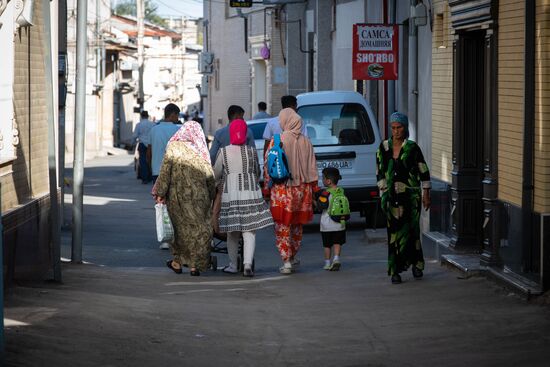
[327,187,351,224]
[266,134,291,184]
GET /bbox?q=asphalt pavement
[4,153,550,367]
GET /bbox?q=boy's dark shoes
[412,266,423,279]
[329,260,341,271]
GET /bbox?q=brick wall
[535,0,550,212]
[2,0,53,281]
[498,0,525,207]
[1,0,49,212]
[431,0,453,183]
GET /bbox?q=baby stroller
[210,231,254,272]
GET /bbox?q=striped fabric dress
[214,145,273,233]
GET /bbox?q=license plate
[317,160,353,170]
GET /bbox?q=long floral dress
[263,140,317,262]
[154,142,216,271]
[376,139,431,276]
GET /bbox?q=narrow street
[3,154,550,366]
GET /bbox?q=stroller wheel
[210,255,218,271]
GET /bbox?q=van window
[298,103,375,146]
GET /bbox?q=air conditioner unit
[120,60,136,71]
[198,52,214,74]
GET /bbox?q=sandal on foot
[190,269,200,276]
[166,260,182,274]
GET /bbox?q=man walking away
[133,111,155,184]
[252,101,271,120]
[148,103,181,249]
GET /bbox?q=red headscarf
[229,119,247,145]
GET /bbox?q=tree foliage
[113,0,167,28]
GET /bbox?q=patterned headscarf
[390,112,409,138]
[169,121,210,163]
[229,119,247,145]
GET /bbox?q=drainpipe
[522,0,535,273]
[236,9,248,53]
[43,0,62,282]
[408,0,418,141]
[72,0,88,263]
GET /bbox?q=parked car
[246,118,270,176]
[297,90,382,226]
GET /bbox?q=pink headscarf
[279,108,318,186]
[229,119,247,145]
[169,121,210,163]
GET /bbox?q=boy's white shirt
[320,189,346,232]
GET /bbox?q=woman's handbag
[155,203,174,242]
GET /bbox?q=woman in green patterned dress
[152,121,216,276]
[376,112,431,284]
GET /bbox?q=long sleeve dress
[376,139,431,276]
[154,142,216,271]
[213,145,273,233]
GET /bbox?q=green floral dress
[154,142,217,271]
[376,139,431,276]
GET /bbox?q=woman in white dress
[213,119,273,277]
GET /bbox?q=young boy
[318,167,347,271]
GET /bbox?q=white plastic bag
[155,203,174,242]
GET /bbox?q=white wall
[332,0,365,91]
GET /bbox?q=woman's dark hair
[322,167,342,184]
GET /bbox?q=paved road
[4,154,550,367]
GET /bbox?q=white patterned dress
[213,145,273,232]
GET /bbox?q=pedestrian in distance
[147,103,181,184]
[213,119,273,277]
[262,95,308,154]
[147,103,182,250]
[252,101,271,120]
[209,105,255,164]
[264,108,318,274]
[132,110,155,184]
[316,167,348,271]
[376,112,431,284]
[152,121,216,276]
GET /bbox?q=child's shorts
[321,230,346,248]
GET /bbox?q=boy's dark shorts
[321,230,346,248]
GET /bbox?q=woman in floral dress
[376,112,431,284]
[264,108,318,274]
[152,121,216,276]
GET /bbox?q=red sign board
[352,24,399,80]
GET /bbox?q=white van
[297,91,382,224]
